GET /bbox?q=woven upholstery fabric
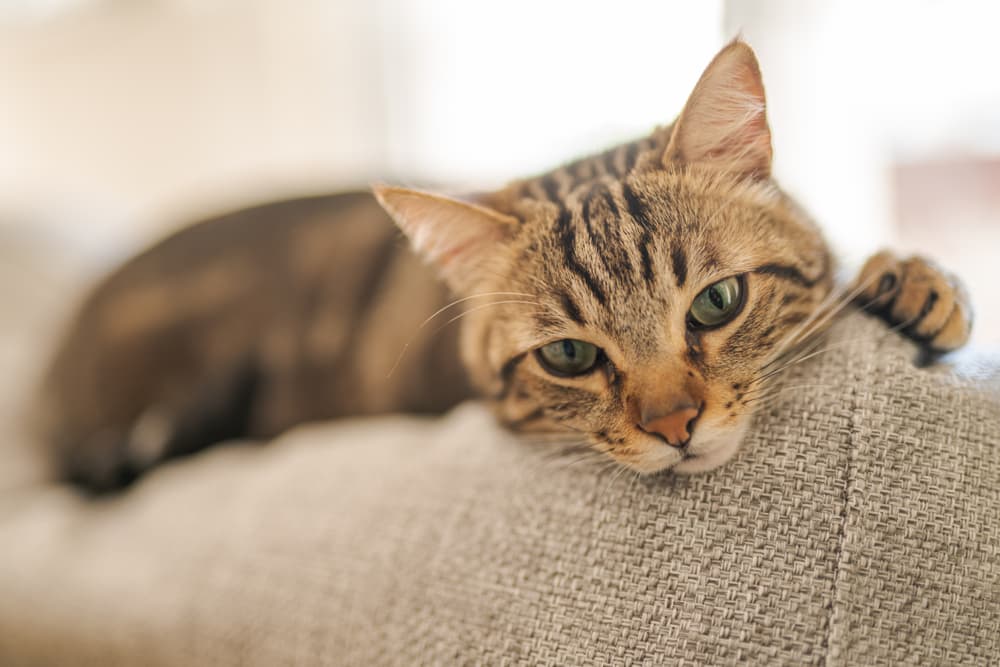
[0,310,998,666]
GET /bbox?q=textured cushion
[0,311,998,665]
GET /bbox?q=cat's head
[376,40,832,474]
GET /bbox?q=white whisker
[766,269,884,369]
[387,296,540,379]
[418,291,536,330]
[440,300,540,328]
[743,383,836,405]
[749,302,932,397]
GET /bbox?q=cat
[36,39,972,493]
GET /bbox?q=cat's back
[39,191,469,490]
[56,192,399,368]
[93,192,385,307]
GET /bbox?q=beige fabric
[0,311,998,666]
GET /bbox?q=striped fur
[453,152,834,474]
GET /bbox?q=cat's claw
[854,250,973,353]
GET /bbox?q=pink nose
[642,407,700,448]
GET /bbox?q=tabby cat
[38,40,972,492]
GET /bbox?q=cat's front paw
[854,250,973,353]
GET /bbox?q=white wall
[727,0,1000,342]
[375,0,723,186]
[1,1,725,247]
[727,0,1000,260]
[0,0,387,249]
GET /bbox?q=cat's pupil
[562,340,577,359]
[709,287,724,310]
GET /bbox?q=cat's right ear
[373,185,518,293]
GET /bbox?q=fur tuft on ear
[665,39,772,180]
[372,185,518,293]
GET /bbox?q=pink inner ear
[668,42,773,179]
[705,105,768,160]
[437,238,480,269]
[374,185,517,290]
[408,206,508,271]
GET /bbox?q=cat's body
[40,193,471,489]
[38,41,973,492]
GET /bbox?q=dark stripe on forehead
[670,245,688,288]
[556,208,608,306]
[701,242,721,272]
[582,183,635,287]
[598,184,620,220]
[558,291,586,325]
[580,195,603,257]
[581,195,599,239]
[621,183,654,232]
[637,237,655,284]
[754,263,825,288]
[621,182,658,286]
[582,183,620,230]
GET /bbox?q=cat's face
[377,40,832,474]
[469,169,830,473]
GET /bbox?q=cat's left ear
[373,185,518,293]
[664,39,772,181]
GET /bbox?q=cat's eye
[688,276,744,328]
[536,339,600,377]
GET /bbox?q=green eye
[688,276,744,328]
[536,339,600,376]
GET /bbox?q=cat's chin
[671,420,749,474]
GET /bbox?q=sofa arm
[1,310,998,665]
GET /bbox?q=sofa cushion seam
[820,351,861,666]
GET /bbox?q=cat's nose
[641,405,701,448]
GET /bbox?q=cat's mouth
[617,418,748,475]
[672,418,748,473]
[671,437,743,474]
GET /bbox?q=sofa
[0,303,998,665]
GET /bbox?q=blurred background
[1,0,998,349]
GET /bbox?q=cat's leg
[59,428,141,492]
[853,250,973,353]
[59,359,260,494]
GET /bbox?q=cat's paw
[854,250,973,353]
[57,432,143,494]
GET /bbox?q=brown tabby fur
[40,194,472,489]
[37,40,972,492]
